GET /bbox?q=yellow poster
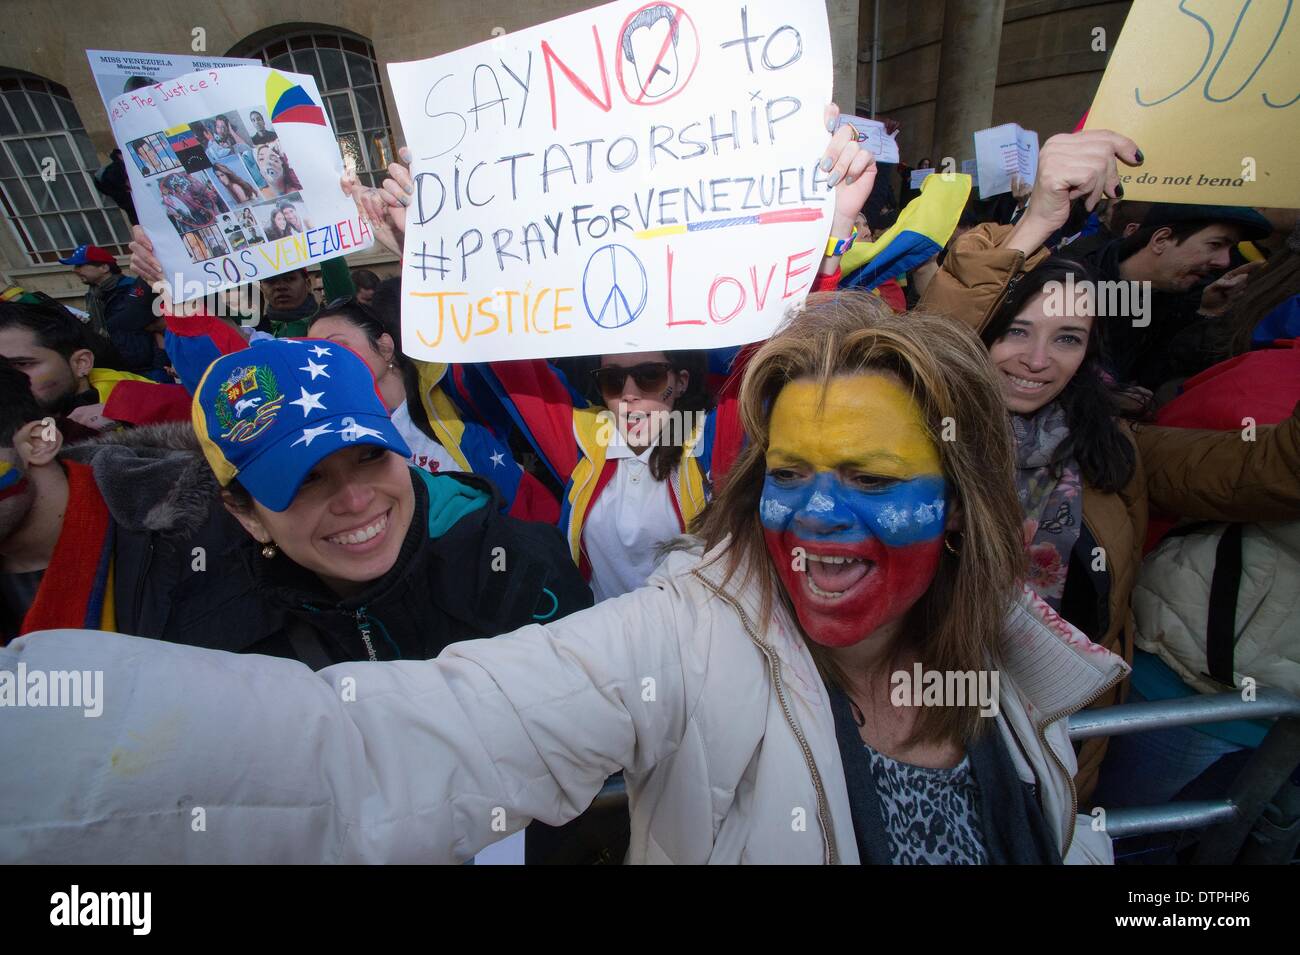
[1086,0,1299,207]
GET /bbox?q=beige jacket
[1,545,1123,864]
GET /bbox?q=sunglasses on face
[591,362,674,399]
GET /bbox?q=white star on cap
[489,450,505,467]
[300,358,330,380]
[292,422,335,447]
[290,386,326,416]
[341,419,386,442]
[309,345,332,357]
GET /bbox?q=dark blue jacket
[92,274,165,377]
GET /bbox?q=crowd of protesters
[1,93,1297,866]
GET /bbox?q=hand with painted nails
[1007,129,1142,257]
[821,103,878,244]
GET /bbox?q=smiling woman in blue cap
[186,337,591,666]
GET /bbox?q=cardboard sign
[87,50,258,113]
[107,65,372,302]
[387,0,832,363]
[1086,0,1298,206]
[834,115,900,164]
[973,123,1038,198]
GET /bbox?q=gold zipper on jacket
[691,570,839,864]
[1035,665,1128,858]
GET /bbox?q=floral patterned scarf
[1011,402,1083,609]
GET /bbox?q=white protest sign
[835,116,900,164]
[909,168,934,189]
[973,123,1038,197]
[387,0,833,363]
[86,50,258,114]
[107,66,372,302]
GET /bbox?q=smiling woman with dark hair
[925,235,1300,803]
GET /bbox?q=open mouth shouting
[803,549,875,599]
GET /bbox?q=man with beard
[0,300,189,430]
[0,359,230,642]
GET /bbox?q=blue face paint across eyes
[759,472,948,548]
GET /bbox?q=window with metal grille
[0,71,133,265]
[240,30,396,189]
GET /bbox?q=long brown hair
[693,291,1026,745]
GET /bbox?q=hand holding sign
[340,150,413,258]
[1007,129,1142,257]
[822,103,877,237]
[386,0,833,363]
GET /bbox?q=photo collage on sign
[130,107,312,263]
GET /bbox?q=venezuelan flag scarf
[18,461,116,638]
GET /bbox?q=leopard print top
[864,743,988,865]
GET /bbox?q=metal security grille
[0,73,132,265]
[245,31,396,189]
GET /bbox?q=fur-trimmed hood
[60,423,221,538]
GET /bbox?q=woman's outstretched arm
[0,567,708,863]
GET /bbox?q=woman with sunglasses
[307,295,560,523]
[469,350,715,600]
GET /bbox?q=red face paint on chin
[764,529,943,647]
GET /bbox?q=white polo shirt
[582,442,681,603]
[391,400,463,475]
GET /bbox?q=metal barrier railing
[1066,689,1300,862]
[587,688,1300,864]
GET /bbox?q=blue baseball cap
[58,244,115,266]
[193,338,410,511]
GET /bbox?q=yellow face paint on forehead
[767,373,942,478]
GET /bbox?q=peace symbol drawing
[582,243,648,329]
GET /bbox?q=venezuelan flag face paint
[760,374,948,647]
[0,459,29,502]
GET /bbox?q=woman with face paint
[920,138,1300,804]
[6,114,1140,865]
[337,145,839,601]
[5,291,1127,865]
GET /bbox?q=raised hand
[1199,260,1265,317]
[819,103,878,274]
[1008,130,1143,256]
[341,146,414,258]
